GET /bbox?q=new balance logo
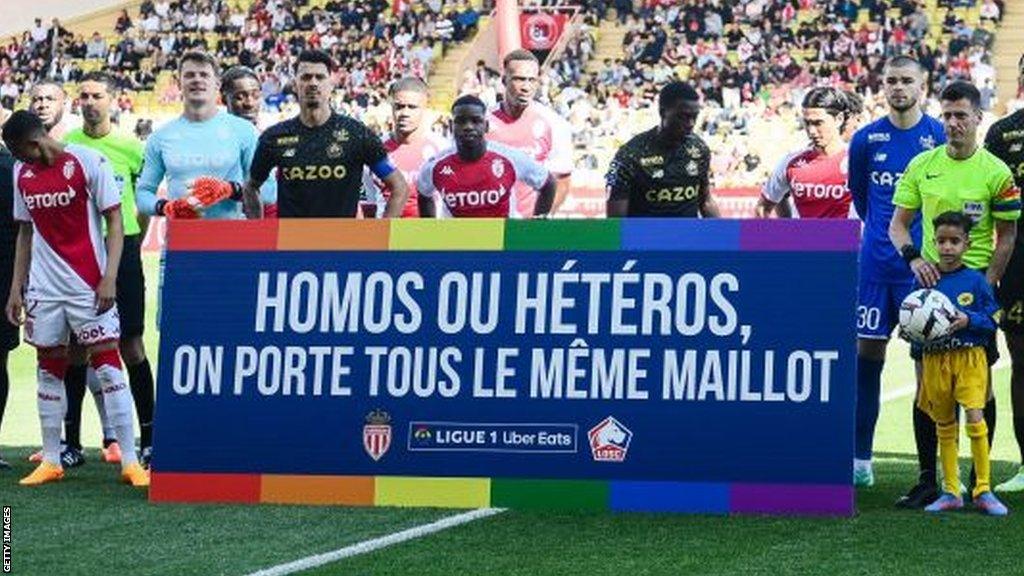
[440,165,455,176]
[925,173,941,180]
[24,186,77,210]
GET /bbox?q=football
[898,289,958,344]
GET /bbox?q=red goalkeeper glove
[190,177,239,208]
[162,198,200,219]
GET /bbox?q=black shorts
[0,258,18,352]
[116,234,146,338]
[997,244,1024,335]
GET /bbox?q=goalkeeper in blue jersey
[846,56,945,493]
[912,212,1007,516]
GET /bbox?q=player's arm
[130,143,150,237]
[91,153,124,312]
[605,147,634,217]
[415,160,438,218]
[988,218,1018,285]
[534,175,557,217]
[889,206,939,287]
[380,168,409,218]
[547,112,575,213]
[847,129,869,219]
[758,153,792,218]
[135,134,166,216]
[98,207,123,313]
[6,222,31,326]
[697,152,720,218]
[242,132,275,219]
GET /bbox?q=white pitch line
[243,507,505,576]
[880,357,1011,403]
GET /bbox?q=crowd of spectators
[1,0,480,119]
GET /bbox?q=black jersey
[251,113,390,218]
[605,128,711,217]
[985,109,1024,243]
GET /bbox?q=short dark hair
[2,110,46,145]
[221,66,259,96]
[452,94,486,113]
[502,49,538,69]
[179,51,219,73]
[884,55,924,74]
[843,90,864,117]
[296,49,335,72]
[932,211,973,235]
[31,78,65,96]
[940,80,981,109]
[658,81,699,110]
[802,86,847,115]
[389,76,428,98]
[80,71,118,95]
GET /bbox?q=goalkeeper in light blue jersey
[135,51,275,221]
[846,56,945,494]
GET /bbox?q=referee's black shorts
[116,234,146,339]
[0,257,18,352]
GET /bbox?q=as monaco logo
[587,416,632,463]
[363,409,392,461]
[491,159,505,178]
[62,160,75,180]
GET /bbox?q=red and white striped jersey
[417,141,549,218]
[763,147,853,218]
[12,144,120,301]
[487,102,573,215]
[363,132,449,218]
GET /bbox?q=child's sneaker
[924,492,963,513]
[974,492,1009,516]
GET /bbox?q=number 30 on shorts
[857,306,881,331]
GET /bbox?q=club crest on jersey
[333,129,349,142]
[62,160,75,180]
[588,416,632,462]
[685,160,699,176]
[919,135,937,150]
[363,409,392,461]
[958,292,974,306]
[492,159,505,178]
[685,145,702,159]
[326,142,343,159]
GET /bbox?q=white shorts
[24,298,121,349]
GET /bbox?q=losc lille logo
[363,409,392,461]
[587,416,632,463]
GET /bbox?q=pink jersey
[12,144,120,301]
[487,103,573,214]
[763,147,853,218]
[417,141,549,218]
[363,132,449,218]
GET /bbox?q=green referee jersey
[894,144,1022,269]
[64,128,144,236]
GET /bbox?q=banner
[520,12,569,51]
[151,219,858,515]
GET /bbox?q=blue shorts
[858,279,915,340]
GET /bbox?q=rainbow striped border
[157,218,858,515]
[150,472,853,515]
[165,218,861,253]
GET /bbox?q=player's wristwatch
[900,243,921,264]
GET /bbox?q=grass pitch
[2,254,1024,575]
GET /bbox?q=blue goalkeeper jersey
[848,115,946,283]
[136,111,260,220]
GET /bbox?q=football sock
[913,405,937,484]
[936,421,959,496]
[63,364,87,450]
[0,354,8,439]
[855,357,884,461]
[967,420,991,498]
[91,350,138,466]
[86,367,116,441]
[38,356,68,465]
[127,359,155,450]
